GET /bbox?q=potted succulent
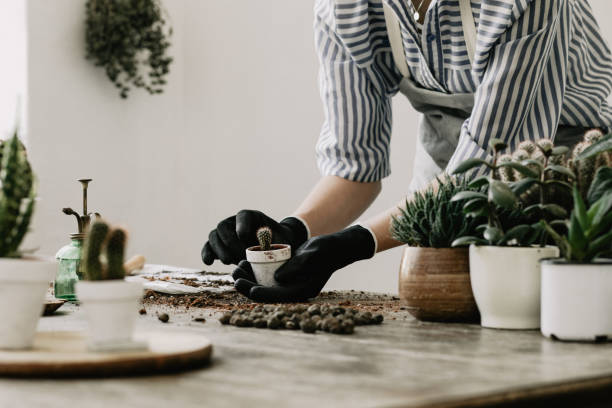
[539,132,612,341]
[245,227,291,286]
[391,176,481,323]
[451,138,569,330]
[76,221,144,350]
[0,130,56,349]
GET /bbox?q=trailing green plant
[390,176,481,248]
[83,220,128,280]
[540,186,612,262]
[0,129,36,258]
[450,138,570,247]
[85,0,173,98]
[257,226,272,251]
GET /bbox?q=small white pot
[541,260,612,341]
[0,257,56,349]
[245,244,291,286]
[76,280,143,349]
[469,245,559,329]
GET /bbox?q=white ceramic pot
[76,280,143,349]
[0,257,56,349]
[245,244,291,286]
[541,260,612,341]
[469,245,559,329]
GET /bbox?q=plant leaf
[572,185,589,230]
[520,159,544,171]
[489,180,518,209]
[498,162,539,178]
[499,225,531,245]
[451,191,488,202]
[539,220,570,260]
[551,146,569,156]
[585,230,612,261]
[469,175,490,189]
[451,236,488,247]
[452,159,493,175]
[484,226,504,245]
[587,167,612,204]
[544,164,576,179]
[511,178,539,195]
[586,191,612,231]
[576,133,612,160]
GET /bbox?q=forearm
[293,176,381,237]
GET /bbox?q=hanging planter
[85,0,173,98]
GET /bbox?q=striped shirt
[314,0,612,182]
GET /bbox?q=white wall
[9,0,612,294]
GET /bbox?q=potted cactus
[538,131,612,341]
[0,130,56,349]
[451,138,566,330]
[76,221,144,350]
[391,176,481,323]
[245,227,291,286]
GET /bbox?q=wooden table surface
[1,296,612,408]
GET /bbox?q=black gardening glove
[232,225,376,302]
[201,210,309,266]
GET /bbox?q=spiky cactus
[0,130,36,258]
[256,226,272,251]
[569,129,612,201]
[83,220,127,280]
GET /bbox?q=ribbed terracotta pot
[399,247,479,323]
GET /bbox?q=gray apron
[383,0,585,193]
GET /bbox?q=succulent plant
[257,226,272,251]
[569,130,612,202]
[390,176,481,248]
[541,186,612,262]
[83,220,127,280]
[0,130,36,258]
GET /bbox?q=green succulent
[0,129,36,258]
[391,176,481,248]
[83,220,127,280]
[85,0,173,98]
[541,186,612,262]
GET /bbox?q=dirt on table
[141,287,404,315]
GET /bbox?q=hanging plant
[85,0,173,98]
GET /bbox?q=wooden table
[1,295,612,408]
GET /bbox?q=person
[202,0,612,303]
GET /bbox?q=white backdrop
[1,0,612,293]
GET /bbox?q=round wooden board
[0,330,212,378]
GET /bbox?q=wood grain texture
[0,330,212,378]
[399,247,480,322]
[2,297,612,408]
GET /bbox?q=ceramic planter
[541,260,612,341]
[245,244,291,286]
[76,279,144,350]
[399,247,479,322]
[469,245,559,330]
[0,257,56,349]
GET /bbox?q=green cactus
[82,220,127,280]
[0,129,36,258]
[256,226,272,251]
[568,129,611,202]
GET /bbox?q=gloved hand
[201,210,309,266]
[232,225,376,302]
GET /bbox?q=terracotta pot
[399,247,479,323]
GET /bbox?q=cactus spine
[0,130,36,258]
[83,220,127,280]
[256,226,272,251]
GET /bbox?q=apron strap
[382,1,477,75]
[459,0,477,66]
[383,3,410,77]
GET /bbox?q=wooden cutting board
[0,330,212,377]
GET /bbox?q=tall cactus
[256,227,272,251]
[83,220,128,280]
[0,130,36,258]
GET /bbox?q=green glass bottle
[54,179,100,302]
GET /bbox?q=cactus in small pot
[77,220,144,350]
[246,226,291,286]
[0,127,56,350]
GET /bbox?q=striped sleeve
[314,0,401,182]
[446,0,570,173]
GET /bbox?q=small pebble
[254,318,268,328]
[300,319,317,334]
[307,305,321,316]
[193,317,206,323]
[219,312,232,325]
[158,313,169,323]
[138,308,147,315]
[285,321,298,330]
[267,317,281,329]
